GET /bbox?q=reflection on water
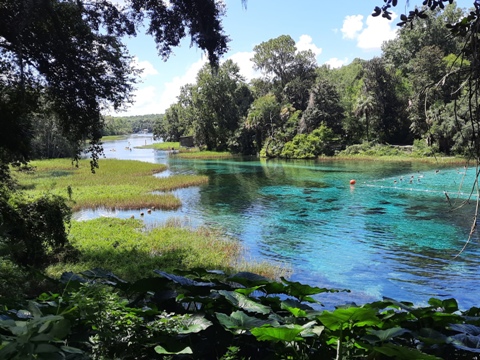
[77,136,480,309]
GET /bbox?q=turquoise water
[81,136,480,309]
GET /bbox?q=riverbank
[137,140,471,164]
[46,217,288,281]
[12,158,287,281]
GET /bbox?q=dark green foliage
[158,61,253,151]
[251,34,317,96]
[281,125,336,159]
[299,79,345,136]
[0,0,229,172]
[363,57,411,145]
[104,114,161,136]
[0,189,76,269]
[2,268,480,359]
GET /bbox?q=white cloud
[296,35,322,57]
[114,57,207,116]
[131,57,159,78]
[113,35,323,116]
[357,14,398,50]
[158,57,207,110]
[324,57,348,69]
[341,15,364,39]
[225,51,258,82]
[341,13,398,51]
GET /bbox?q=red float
[349,179,356,185]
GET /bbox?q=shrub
[412,138,438,157]
[280,124,335,159]
[0,189,77,269]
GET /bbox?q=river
[76,134,480,309]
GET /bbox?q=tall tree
[0,0,230,174]
[299,78,345,136]
[363,57,410,144]
[251,35,317,110]
[245,94,282,154]
[354,94,376,142]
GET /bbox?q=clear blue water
[78,135,480,309]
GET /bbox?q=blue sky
[112,0,473,116]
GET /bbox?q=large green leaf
[448,323,480,336]
[60,346,84,354]
[154,270,215,287]
[428,298,458,313]
[300,324,324,338]
[382,297,416,312]
[448,334,480,353]
[35,343,60,353]
[417,328,447,345]
[281,277,326,301]
[217,290,270,315]
[216,311,271,333]
[251,324,304,342]
[228,272,270,287]
[177,315,212,334]
[374,343,442,359]
[318,307,380,330]
[280,302,320,318]
[234,286,264,297]
[0,342,17,359]
[368,327,409,341]
[155,344,193,355]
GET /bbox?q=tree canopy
[0,0,230,174]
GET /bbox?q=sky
[112,0,474,116]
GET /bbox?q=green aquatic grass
[176,150,237,159]
[101,135,128,141]
[14,159,208,211]
[132,143,239,159]
[137,142,180,150]
[46,217,286,281]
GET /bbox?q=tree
[354,94,376,142]
[251,35,317,109]
[0,0,231,175]
[362,57,410,144]
[195,60,250,150]
[252,35,298,88]
[381,3,464,73]
[245,94,282,154]
[155,105,185,142]
[299,78,345,136]
[281,124,335,158]
[0,0,234,275]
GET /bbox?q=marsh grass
[137,142,180,150]
[14,159,208,211]
[176,150,237,159]
[46,217,284,280]
[101,135,128,141]
[138,143,237,160]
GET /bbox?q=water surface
[80,136,480,309]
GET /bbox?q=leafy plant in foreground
[2,268,480,359]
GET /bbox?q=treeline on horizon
[153,3,474,159]
[102,114,161,136]
[29,113,163,160]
